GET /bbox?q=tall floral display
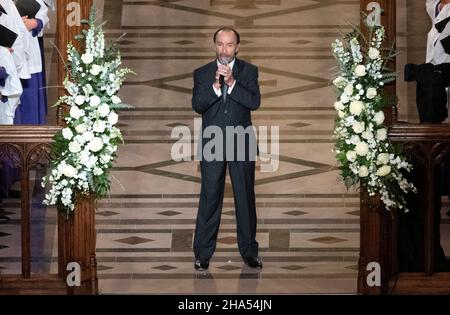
[331,25,416,212]
[42,8,133,215]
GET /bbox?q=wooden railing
[0,126,98,294]
[358,123,450,294]
[0,0,96,295]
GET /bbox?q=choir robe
[43,0,55,11]
[0,47,22,200]
[0,46,22,124]
[0,0,31,80]
[35,0,49,118]
[10,0,46,125]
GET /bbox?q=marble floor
[3,0,447,295]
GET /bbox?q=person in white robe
[6,0,46,124]
[0,46,22,124]
[0,0,31,80]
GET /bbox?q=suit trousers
[193,159,259,261]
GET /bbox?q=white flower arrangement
[331,25,416,212]
[42,7,134,215]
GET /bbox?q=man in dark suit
[192,27,262,270]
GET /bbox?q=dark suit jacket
[192,58,261,161]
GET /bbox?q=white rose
[93,167,104,176]
[88,137,103,152]
[90,64,102,76]
[355,142,369,156]
[338,110,346,119]
[86,155,98,169]
[109,73,116,82]
[80,151,90,166]
[361,131,374,140]
[68,141,82,153]
[90,95,101,108]
[374,111,385,125]
[368,47,380,60]
[98,103,110,117]
[349,101,364,116]
[366,87,377,99]
[74,135,86,145]
[81,53,94,65]
[350,135,361,144]
[333,76,347,88]
[84,84,93,94]
[93,120,106,133]
[355,65,367,77]
[346,150,357,162]
[101,135,110,144]
[75,124,87,134]
[377,153,390,165]
[82,131,94,142]
[100,154,112,164]
[376,165,391,177]
[334,101,344,111]
[70,106,82,120]
[359,165,369,177]
[344,84,354,96]
[108,111,119,125]
[340,93,350,104]
[111,95,122,104]
[352,121,365,134]
[75,95,85,106]
[376,128,388,141]
[62,164,76,178]
[62,128,73,140]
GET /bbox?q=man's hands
[22,16,38,31]
[439,0,450,12]
[214,64,235,90]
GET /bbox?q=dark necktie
[221,83,228,103]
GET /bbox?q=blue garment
[32,19,44,37]
[38,37,47,116]
[14,73,46,125]
[0,66,7,86]
[0,67,8,103]
[14,19,47,125]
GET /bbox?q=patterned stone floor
[3,0,447,295]
[94,0,360,294]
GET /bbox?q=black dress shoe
[194,259,209,271]
[243,256,263,269]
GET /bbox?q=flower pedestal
[58,194,98,295]
[357,182,398,294]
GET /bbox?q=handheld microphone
[218,58,229,85]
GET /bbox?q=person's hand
[22,16,38,31]
[218,64,235,86]
[439,0,450,12]
[214,68,222,90]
